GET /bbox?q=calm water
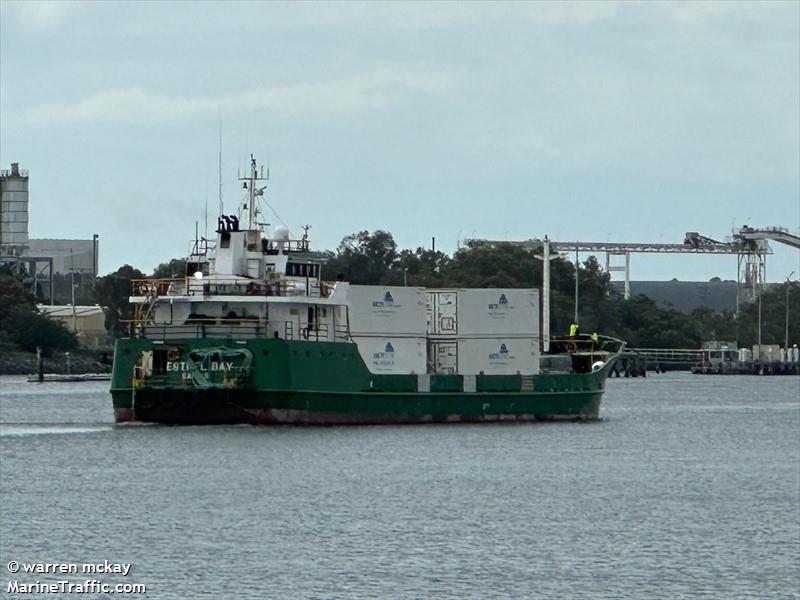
[1,374,798,599]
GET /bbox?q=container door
[428,341,457,374]
[426,291,457,335]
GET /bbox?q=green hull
[111,338,610,425]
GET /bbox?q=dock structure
[627,348,703,372]
[628,344,800,375]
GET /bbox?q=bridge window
[286,263,319,277]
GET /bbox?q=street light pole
[757,283,762,350]
[786,272,794,352]
[574,244,579,326]
[534,236,557,352]
[70,248,77,333]
[92,233,99,278]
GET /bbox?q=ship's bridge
[128,274,351,343]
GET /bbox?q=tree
[443,241,543,288]
[0,272,36,322]
[51,272,98,306]
[389,248,451,287]
[0,273,78,355]
[735,282,800,347]
[94,265,145,337]
[324,230,399,285]
[4,309,78,355]
[153,258,187,279]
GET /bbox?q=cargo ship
[110,157,624,425]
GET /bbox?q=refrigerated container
[456,337,540,375]
[352,336,427,374]
[752,344,780,362]
[456,289,539,337]
[347,285,427,336]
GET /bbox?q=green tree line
[4,230,798,351]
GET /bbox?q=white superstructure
[131,156,351,344]
[130,156,542,376]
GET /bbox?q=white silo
[0,163,29,257]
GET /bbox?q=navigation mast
[239,154,269,231]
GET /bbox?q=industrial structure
[473,228,800,351]
[0,163,99,302]
[39,305,108,349]
[0,163,29,257]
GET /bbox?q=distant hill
[612,279,739,313]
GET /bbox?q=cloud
[19,65,463,124]
[2,0,82,31]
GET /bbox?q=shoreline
[0,350,112,376]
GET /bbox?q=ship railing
[184,277,329,298]
[262,239,310,253]
[131,278,187,298]
[130,319,350,342]
[132,277,334,299]
[186,237,216,256]
[549,334,626,354]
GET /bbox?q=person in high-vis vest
[569,323,579,337]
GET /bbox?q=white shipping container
[348,286,427,336]
[456,338,540,375]
[353,336,427,374]
[457,289,539,337]
[752,344,780,362]
[426,290,458,335]
[428,341,458,374]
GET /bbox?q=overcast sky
[1,1,798,281]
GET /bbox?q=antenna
[218,108,223,217]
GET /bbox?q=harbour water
[1,374,798,599]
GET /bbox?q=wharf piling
[36,346,44,383]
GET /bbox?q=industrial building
[38,305,108,349]
[1,163,99,301]
[27,239,97,275]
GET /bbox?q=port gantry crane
[471,226,800,351]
